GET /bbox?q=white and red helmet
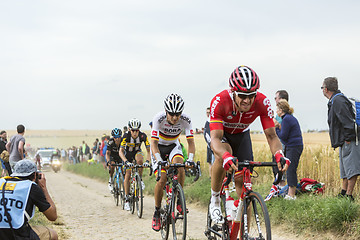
[229,66,260,93]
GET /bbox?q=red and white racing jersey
[209,89,274,134]
[151,111,194,145]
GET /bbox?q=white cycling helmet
[128,118,141,130]
[164,93,184,114]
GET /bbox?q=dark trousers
[285,145,303,187]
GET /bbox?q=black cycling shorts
[125,150,142,163]
[158,143,177,161]
[222,130,253,162]
[110,156,122,164]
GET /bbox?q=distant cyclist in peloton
[119,118,151,211]
[106,128,122,191]
[208,65,290,223]
[150,93,195,232]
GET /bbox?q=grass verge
[64,162,360,239]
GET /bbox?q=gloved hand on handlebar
[222,152,238,172]
[155,153,168,167]
[143,160,150,167]
[125,161,134,168]
[274,150,291,171]
[158,160,168,167]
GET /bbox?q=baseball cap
[11,159,37,177]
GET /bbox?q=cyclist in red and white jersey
[150,93,195,231]
[209,65,290,223]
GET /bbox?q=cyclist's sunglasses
[236,91,257,100]
[167,111,182,117]
[131,129,139,132]
[114,135,121,139]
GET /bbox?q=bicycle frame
[127,163,152,188]
[159,162,193,209]
[158,162,201,213]
[206,160,283,240]
[157,161,201,240]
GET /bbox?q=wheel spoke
[135,174,143,218]
[241,192,271,240]
[171,185,187,240]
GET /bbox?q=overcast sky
[1,1,359,132]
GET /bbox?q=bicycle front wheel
[119,172,126,210]
[240,191,271,240]
[134,174,143,218]
[113,174,119,206]
[171,184,187,240]
[160,203,170,239]
[130,179,135,214]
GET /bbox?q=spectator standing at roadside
[6,124,26,170]
[275,99,303,200]
[85,143,90,160]
[93,138,100,163]
[100,135,108,169]
[204,107,214,177]
[0,130,11,176]
[0,159,58,240]
[322,77,360,201]
[77,146,81,163]
[92,141,97,162]
[81,141,86,161]
[68,148,73,164]
[72,147,78,164]
[274,90,289,126]
[60,149,66,161]
[272,90,289,187]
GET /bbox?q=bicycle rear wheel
[240,191,271,240]
[134,174,143,218]
[171,184,187,240]
[113,174,119,206]
[205,195,229,240]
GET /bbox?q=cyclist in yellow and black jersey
[120,118,150,211]
[106,128,122,191]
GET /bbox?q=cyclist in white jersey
[150,93,195,232]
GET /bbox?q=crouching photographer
[0,159,58,240]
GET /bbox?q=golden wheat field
[8,129,346,196]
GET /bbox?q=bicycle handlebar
[156,161,201,182]
[237,158,285,168]
[223,158,285,186]
[110,163,124,167]
[125,163,153,176]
